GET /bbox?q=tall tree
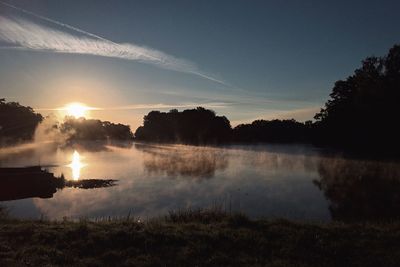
[135,107,232,145]
[314,45,400,154]
[0,99,43,144]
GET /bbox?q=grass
[1,207,400,266]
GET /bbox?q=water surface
[1,142,399,222]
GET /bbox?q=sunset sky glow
[1,0,400,129]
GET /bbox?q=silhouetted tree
[102,121,134,140]
[314,45,400,155]
[232,119,311,143]
[61,117,133,142]
[0,99,43,145]
[135,107,232,145]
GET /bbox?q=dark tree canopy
[0,99,43,144]
[61,117,133,142]
[232,119,312,143]
[134,107,232,145]
[314,44,400,154]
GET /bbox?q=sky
[1,0,400,130]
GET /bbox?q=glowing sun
[65,102,89,118]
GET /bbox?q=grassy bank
[1,208,400,267]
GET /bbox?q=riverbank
[1,208,400,266]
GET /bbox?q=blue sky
[1,0,399,129]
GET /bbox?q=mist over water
[1,141,399,222]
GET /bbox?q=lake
[1,142,399,222]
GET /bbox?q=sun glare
[68,150,86,180]
[65,102,89,118]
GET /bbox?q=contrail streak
[0,1,116,44]
[0,1,226,85]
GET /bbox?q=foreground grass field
[1,208,400,267]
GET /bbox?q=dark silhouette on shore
[0,167,59,201]
[315,158,400,222]
[0,167,117,201]
[0,99,134,147]
[233,119,312,143]
[61,117,134,143]
[135,107,231,145]
[0,99,42,145]
[133,108,314,145]
[134,44,400,156]
[313,44,400,155]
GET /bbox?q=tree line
[134,107,231,145]
[134,108,313,145]
[61,117,133,143]
[135,44,400,155]
[0,100,133,145]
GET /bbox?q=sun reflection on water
[68,150,86,180]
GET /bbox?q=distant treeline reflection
[136,143,228,178]
[315,158,400,222]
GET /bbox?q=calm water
[1,142,399,221]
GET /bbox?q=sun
[65,102,89,118]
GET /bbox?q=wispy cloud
[0,11,225,84]
[109,102,231,110]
